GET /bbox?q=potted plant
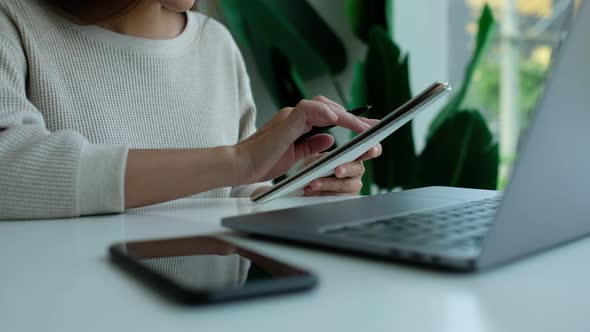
[219,0,499,193]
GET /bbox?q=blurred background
[202,0,576,192]
[456,0,576,186]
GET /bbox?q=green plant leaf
[217,0,249,45]
[364,27,416,189]
[270,48,308,107]
[345,0,391,41]
[238,26,307,107]
[360,158,375,195]
[219,0,347,82]
[419,110,499,189]
[428,4,495,137]
[349,61,368,108]
[385,0,394,37]
[349,61,374,194]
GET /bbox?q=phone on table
[109,236,317,305]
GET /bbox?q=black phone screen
[109,236,316,304]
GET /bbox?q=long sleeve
[0,1,275,213]
[0,33,128,220]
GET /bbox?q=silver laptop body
[223,1,590,271]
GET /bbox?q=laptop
[223,1,588,272]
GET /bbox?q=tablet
[252,81,452,204]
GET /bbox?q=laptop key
[322,197,499,250]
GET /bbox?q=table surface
[1,196,589,332]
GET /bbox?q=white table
[1,196,589,332]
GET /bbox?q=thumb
[303,152,324,167]
[294,133,334,161]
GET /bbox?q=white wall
[245,0,450,152]
[395,0,450,152]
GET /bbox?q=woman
[0,0,381,219]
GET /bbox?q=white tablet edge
[252,81,452,204]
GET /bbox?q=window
[450,0,576,187]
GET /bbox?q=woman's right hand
[123,96,376,210]
[234,96,376,185]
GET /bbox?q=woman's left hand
[303,144,382,196]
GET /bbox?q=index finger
[311,95,370,134]
[359,117,380,127]
[333,108,371,134]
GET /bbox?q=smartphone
[108,236,317,305]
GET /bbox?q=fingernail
[311,181,321,190]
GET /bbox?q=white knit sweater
[0,0,267,219]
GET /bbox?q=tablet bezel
[252,81,452,203]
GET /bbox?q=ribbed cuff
[77,143,129,216]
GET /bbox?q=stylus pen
[294,105,372,144]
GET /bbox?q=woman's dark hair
[44,0,199,24]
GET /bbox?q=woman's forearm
[124,146,241,209]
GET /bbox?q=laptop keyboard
[322,197,501,251]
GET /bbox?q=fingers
[302,141,381,177]
[292,99,338,128]
[358,116,380,127]
[270,101,333,144]
[294,134,334,161]
[311,95,347,113]
[302,151,325,167]
[285,96,380,143]
[302,140,381,169]
[355,144,382,162]
[301,96,368,133]
[334,161,365,178]
[310,96,380,133]
[271,98,380,147]
[308,176,363,194]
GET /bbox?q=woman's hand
[235,96,379,185]
[302,145,382,196]
[124,96,379,210]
